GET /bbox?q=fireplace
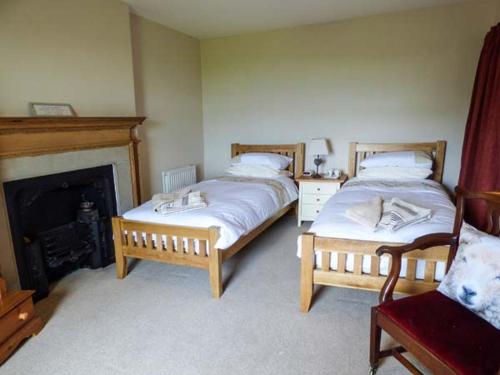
[4,165,117,299]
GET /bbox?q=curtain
[458,23,500,230]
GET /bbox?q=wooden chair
[370,188,500,375]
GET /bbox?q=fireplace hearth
[4,165,117,299]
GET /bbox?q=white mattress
[298,178,455,280]
[123,176,298,249]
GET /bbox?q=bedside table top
[295,175,347,183]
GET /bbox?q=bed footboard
[300,233,449,313]
[112,217,222,298]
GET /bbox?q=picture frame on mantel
[29,102,77,117]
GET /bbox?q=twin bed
[112,140,455,310]
[112,143,304,298]
[299,141,455,312]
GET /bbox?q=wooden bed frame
[300,141,450,312]
[112,143,304,298]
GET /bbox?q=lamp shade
[307,138,329,156]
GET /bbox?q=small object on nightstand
[325,168,341,179]
[307,138,331,179]
[0,276,44,365]
[296,174,347,226]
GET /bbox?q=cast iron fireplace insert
[4,165,117,300]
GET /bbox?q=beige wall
[0,0,497,286]
[0,0,136,116]
[130,15,204,199]
[0,2,204,286]
[201,0,499,189]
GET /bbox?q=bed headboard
[231,143,305,178]
[348,141,447,183]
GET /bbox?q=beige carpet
[2,217,417,375]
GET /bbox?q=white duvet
[123,176,298,249]
[298,178,455,280]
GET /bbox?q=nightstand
[296,175,347,227]
[0,277,44,365]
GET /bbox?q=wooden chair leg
[300,233,314,313]
[209,248,222,298]
[370,307,382,373]
[112,217,128,279]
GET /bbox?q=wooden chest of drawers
[296,175,347,226]
[0,277,44,365]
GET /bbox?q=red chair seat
[379,291,500,375]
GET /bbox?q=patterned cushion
[438,224,500,329]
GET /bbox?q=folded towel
[379,198,432,232]
[345,196,383,230]
[152,187,207,215]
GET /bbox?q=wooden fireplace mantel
[0,116,146,205]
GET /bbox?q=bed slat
[165,236,172,252]
[354,254,363,275]
[177,238,184,254]
[321,252,330,271]
[424,261,436,283]
[199,240,207,257]
[338,253,347,273]
[125,232,132,247]
[370,256,379,276]
[145,233,153,250]
[122,231,129,247]
[406,259,417,281]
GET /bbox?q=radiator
[162,165,197,193]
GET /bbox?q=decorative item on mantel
[29,102,77,117]
[307,137,331,178]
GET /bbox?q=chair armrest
[376,233,456,257]
[377,233,457,304]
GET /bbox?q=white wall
[130,15,204,200]
[201,0,500,189]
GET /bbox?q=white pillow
[437,225,500,329]
[232,152,292,170]
[357,167,433,180]
[360,151,433,169]
[225,164,292,178]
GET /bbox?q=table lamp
[307,138,330,178]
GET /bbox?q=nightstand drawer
[301,183,340,195]
[301,204,324,219]
[302,194,332,205]
[0,297,34,344]
[296,176,347,226]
